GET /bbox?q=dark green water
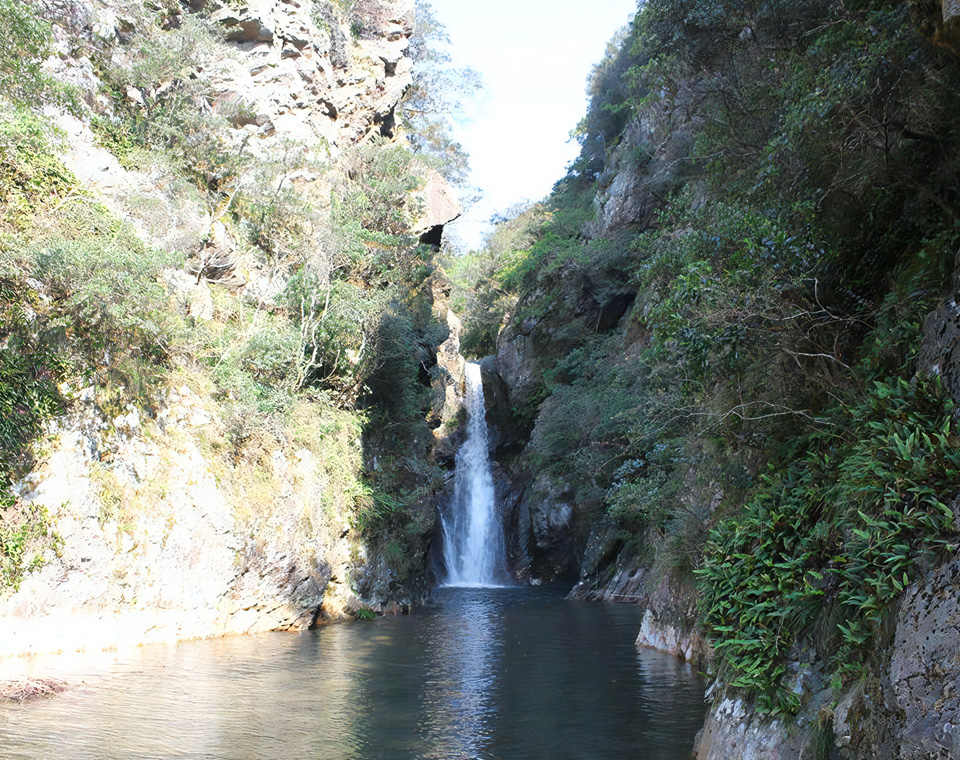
[0,586,705,759]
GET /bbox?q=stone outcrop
[477,358,516,452]
[695,697,811,760]
[519,471,577,579]
[52,0,414,156]
[591,115,692,238]
[636,603,709,665]
[495,317,544,417]
[887,560,960,756]
[413,169,463,245]
[919,249,960,409]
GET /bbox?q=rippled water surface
[0,587,705,759]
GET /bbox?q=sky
[426,0,639,251]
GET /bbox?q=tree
[399,0,482,185]
[0,0,67,107]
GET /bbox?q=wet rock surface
[521,472,577,579]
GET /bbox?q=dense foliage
[453,0,960,713]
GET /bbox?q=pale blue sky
[427,0,638,251]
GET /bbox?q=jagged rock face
[56,0,415,154]
[492,460,528,576]
[478,356,522,453]
[492,278,645,581]
[44,0,440,289]
[590,114,692,237]
[201,0,413,151]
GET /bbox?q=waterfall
[441,362,509,587]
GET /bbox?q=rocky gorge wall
[0,0,465,659]
[484,226,960,760]
[688,235,960,760]
[2,288,464,660]
[476,9,960,752]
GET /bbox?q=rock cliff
[0,0,463,658]
[2,382,347,655]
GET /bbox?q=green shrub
[351,481,405,532]
[28,214,182,363]
[0,107,77,230]
[0,500,57,590]
[333,140,423,239]
[0,0,75,108]
[0,278,67,482]
[698,377,960,714]
[0,278,64,591]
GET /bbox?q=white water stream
[441,363,509,587]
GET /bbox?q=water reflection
[0,587,705,760]
[418,589,500,759]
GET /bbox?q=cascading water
[441,362,509,587]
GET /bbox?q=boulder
[212,8,275,43]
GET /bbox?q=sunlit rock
[413,170,463,245]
